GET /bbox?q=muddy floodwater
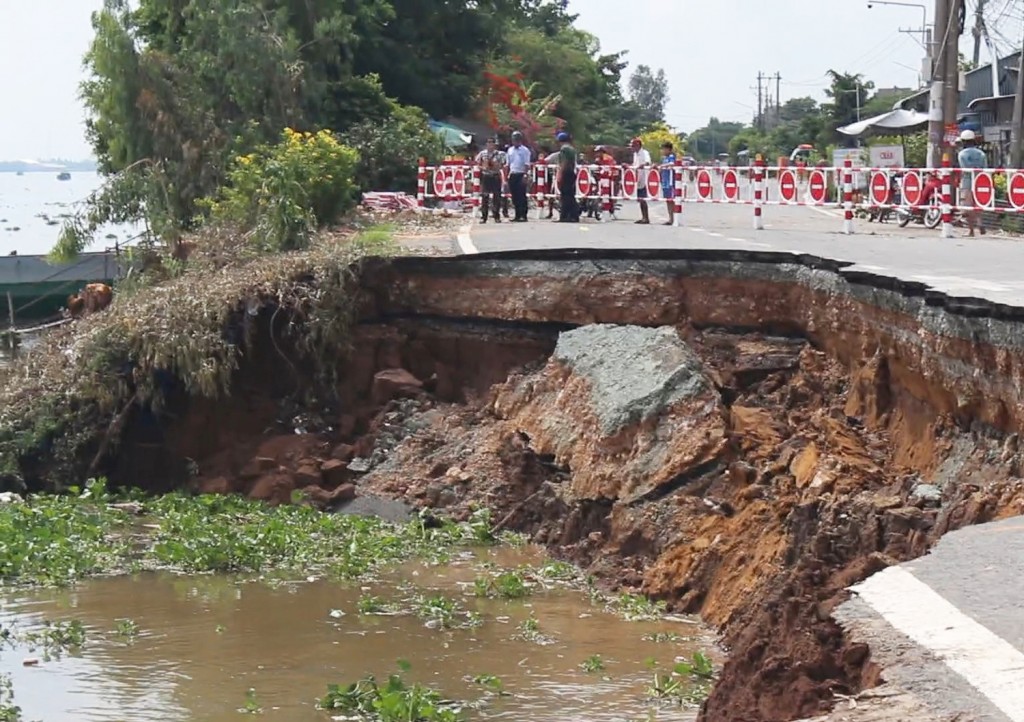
[0,547,712,721]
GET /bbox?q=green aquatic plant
[240,688,262,714]
[22,619,86,660]
[319,662,465,721]
[646,651,716,706]
[472,570,532,600]
[0,674,20,722]
[580,654,605,673]
[608,593,667,622]
[114,618,139,640]
[0,484,504,588]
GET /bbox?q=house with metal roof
[898,51,1021,163]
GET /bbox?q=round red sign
[901,171,922,206]
[451,168,466,197]
[576,167,592,196]
[696,169,713,200]
[433,167,449,196]
[646,169,661,198]
[622,167,638,197]
[808,170,827,204]
[1009,172,1024,210]
[869,172,890,206]
[779,169,797,203]
[972,171,995,208]
[722,169,739,201]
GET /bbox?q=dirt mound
[352,325,1024,721]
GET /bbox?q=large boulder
[493,324,727,503]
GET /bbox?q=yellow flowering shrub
[207,128,359,251]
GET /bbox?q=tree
[779,97,818,123]
[627,64,669,124]
[686,118,746,159]
[821,70,875,142]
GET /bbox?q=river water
[0,547,710,721]
[0,171,139,256]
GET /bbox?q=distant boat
[15,171,23,176]
[57,172,71,181]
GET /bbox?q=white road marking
[809,206,843,218]
[456,224,478,255]
[727,237,747,243]
[850,565,1024,721]
[691,227,707,232]
[707,232,724,238]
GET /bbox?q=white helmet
[959,129,976,142]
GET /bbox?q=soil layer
[97,250,1024,721]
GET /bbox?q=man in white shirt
[630,137,652,224]
[505,131,532,222]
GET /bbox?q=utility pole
[775,72,782,125]
[928,0,951,167]
[971,0,985,68]
[757,72,764,132]
[1012,22,1024,167]
[942,0,963,150]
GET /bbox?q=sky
[1,0,1021,160]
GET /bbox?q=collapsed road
[51,248,1024,722]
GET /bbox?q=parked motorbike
[894,172,943,229]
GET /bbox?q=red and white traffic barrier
[753,158,765,230]
[842,159,854,235]
[940,155,953,239]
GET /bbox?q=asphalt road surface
[454,202,1024,721]
[463,201,1024,306]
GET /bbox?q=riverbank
[3,235,1023,721]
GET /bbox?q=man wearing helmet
[630,137,652,224]
[957,129,987,237]
[505,131,532,222]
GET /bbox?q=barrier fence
[417,158,1024,236]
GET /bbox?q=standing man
[630,137,652,224]
[475,137,505,223]
[659,141,677,226]
[505,131,531,222]
[555,132,579,223]
[956,129,987,237]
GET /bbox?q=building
[899,51,1021,163]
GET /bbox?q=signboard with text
[869,145,904,169]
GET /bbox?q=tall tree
[627,64,669,123]
[821,70,874,140]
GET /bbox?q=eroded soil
[81,252,1024,722]
[168,317,1024,722]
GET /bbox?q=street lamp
[867,1,930,60]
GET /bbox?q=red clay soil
[169,316,1024,722]
[171,318,1024,722]
[350,328,1023,722]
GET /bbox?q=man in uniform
[475,137,505,223]
[555,132,579,223]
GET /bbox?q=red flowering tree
[480,66,562,148]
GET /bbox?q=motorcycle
[894,172,943,229]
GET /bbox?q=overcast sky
[1,0,1019,160]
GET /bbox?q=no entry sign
[646,168,661,198]
[451,168,466,197]
[432,167,449,196]
[808,170,827,204]
[1009,172,1024,210]
[722,169,739,201]
[622,167,638,198]
[779,169,797,203]
[576,167,593,196]
[901,171,922,206]
[971,171,995,208]
[869,172,890,206]
[696,169,713,200]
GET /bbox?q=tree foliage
[628,64,669,125]
[64,0,670,257]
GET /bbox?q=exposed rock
[910,483,942,507]
[493,324,727,504]
[371,368,423,405]
[330,443,355,461]
[293,463,321,489]
[239,457,277,480]
[320,459,348,486]
[248,473,295,505]
[330,483,357,503]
